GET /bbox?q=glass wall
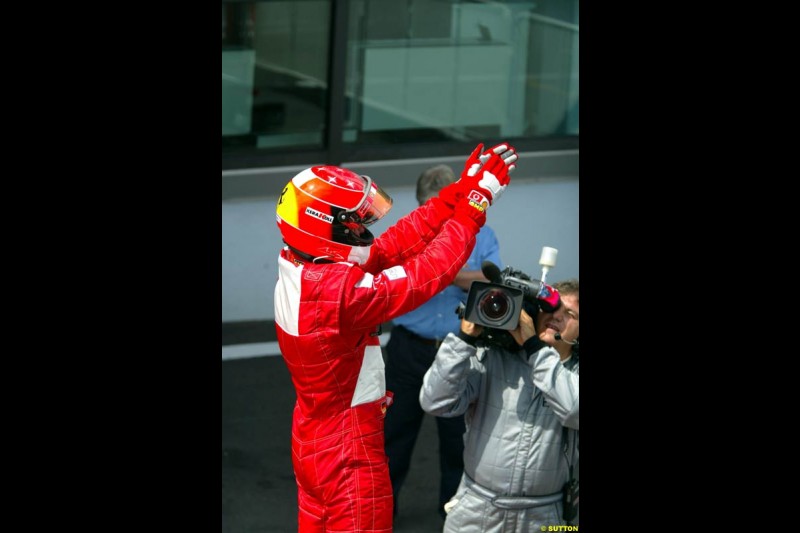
[222,0,332,153]
[222,0,578,169]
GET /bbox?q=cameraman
[384,163,503,521]
[419,279,579,532]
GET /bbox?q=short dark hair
[553,279,579,300]
[416,164,456,205]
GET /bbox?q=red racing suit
[274,199,479,532]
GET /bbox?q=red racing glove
[453,194,487,230]
[461,146,516,206]
[465,143,518,179]
[437,144,484,209]
[452,147,516,230]
[439,143,517,209]
[462,143,488,180]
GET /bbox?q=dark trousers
[384,325,466,517]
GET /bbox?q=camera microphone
[554,332,578,345]
[539,246,558,284]
[481,260,503,284]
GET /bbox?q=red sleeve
[362,198,452,273]
[340,216,476,330]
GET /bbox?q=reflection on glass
[221,0,578,161]
[222,1,331,153]
[344,0,578,144]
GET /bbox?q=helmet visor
[340,175,393,227]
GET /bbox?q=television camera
[455,247,562,348]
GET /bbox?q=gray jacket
[420,332,579,531]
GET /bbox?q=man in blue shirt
[384,164,503,520]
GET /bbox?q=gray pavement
[222,353,446,533]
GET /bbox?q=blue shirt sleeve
[462,224,502,272]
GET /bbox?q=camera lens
[478,290,513,324]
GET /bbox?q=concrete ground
[222,353,447,533]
